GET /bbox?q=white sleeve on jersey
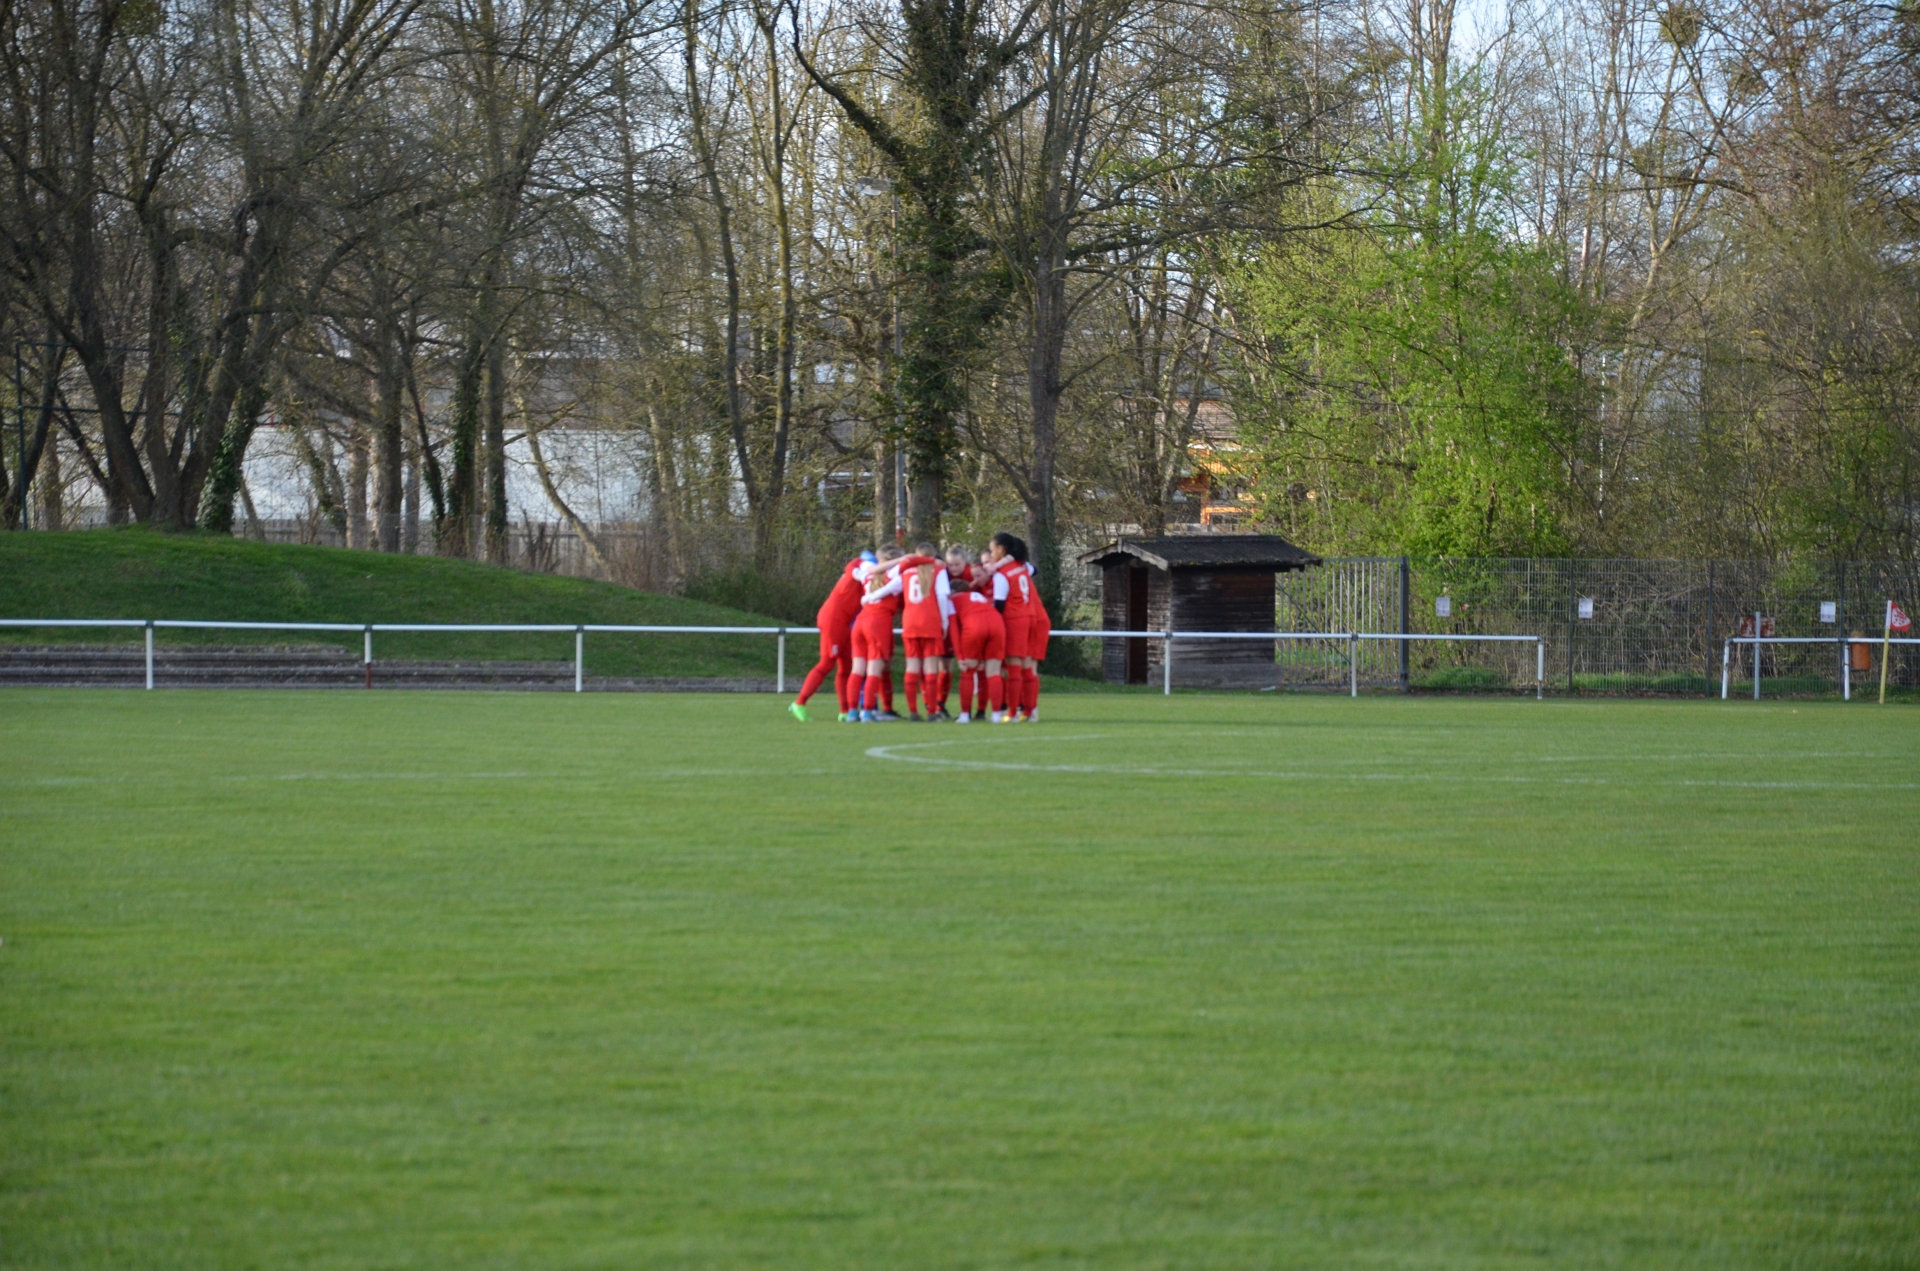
[863,570,904,603]
[936,568,953,622]
[991,571,1009,602]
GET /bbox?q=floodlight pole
[574,625,584,693]
[144,619,154,690]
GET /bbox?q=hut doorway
[1126,565,1150,683]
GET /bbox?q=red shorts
[957,619,1006,665]
[852,610,894,661]
[815,606,856,661]
[1001,612,1032,660]
[1031,628,1050,662]
[903,636,944,661]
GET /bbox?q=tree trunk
[375,340,405,552]
[1026,254,1067,612]
[347,422,371,550]
[484,337,509,564]
[2,341,63,530]
[448,334,484,556]
[403,422,421,554]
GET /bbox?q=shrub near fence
[1264,557,1920,696]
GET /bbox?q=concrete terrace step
[0,646,776,692]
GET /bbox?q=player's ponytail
[991,531,1028,563]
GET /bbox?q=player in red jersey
[988,532,1037,722]
[929,546,978,716]
[789,550,877,721]
[890,542,952,720]
[1023,565,1050,722]
[851,545,905,720]
[952,555,1009,722]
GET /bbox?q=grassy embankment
[0,528,789,678]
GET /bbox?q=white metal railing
[0,619,1549,697]
[1722,633,1920,701]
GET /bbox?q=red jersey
[822,557,868,619]
[995,557,1034,618]
[900,560,950,639]
[866,560,905,612]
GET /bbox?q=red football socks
[796,662,829,706]
[835,665,852,712]
[904,672,922,715]
[986,673,1005,712]
[881,671,894,711]
[958,672,974,715]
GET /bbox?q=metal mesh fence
[1266,558,1920,696]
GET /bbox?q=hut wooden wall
[1168,567,1278,685]
[1101,564,1130,681]
[1097,561,1294,686]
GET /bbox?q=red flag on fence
[1890,601,1913,633]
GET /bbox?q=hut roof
[1077,534,1321,571]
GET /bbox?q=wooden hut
[1078,535,1321,687]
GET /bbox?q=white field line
[863,737,1920,791]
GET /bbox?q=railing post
[1753,611,1762,701]
[1163,631,1173,696]
[144,620,154,690]
[1721,640,1731,700]
[1843,637,1851,701]
[1536,638,1544,700]
[1348,632,1358,697]
[1398,555,1411,694]
[574,625,584,693]
[777,626,787,695]
[363,624,373,690]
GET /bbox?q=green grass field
[4,689,1917,1269]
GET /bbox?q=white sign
[1578,597,1595,620]
[1820,601,1837,623]
[1435,596,1452,618]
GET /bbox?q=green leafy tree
[1232,53,1591,557]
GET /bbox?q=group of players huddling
[788,531,1050,723]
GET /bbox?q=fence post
[1705,560,1716,699]
[1836,571,1847,699]
[1398,555,1410,694]
[144,620,154,690]
[776,627,787,695]
[1721,640,1731,700]
[1535,638,1544,700]
[574,625,584,694]
[1163,631,1173,696]
[1348,632,1358,697]
[363,624,372,690]
[1753,611,1762,701]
